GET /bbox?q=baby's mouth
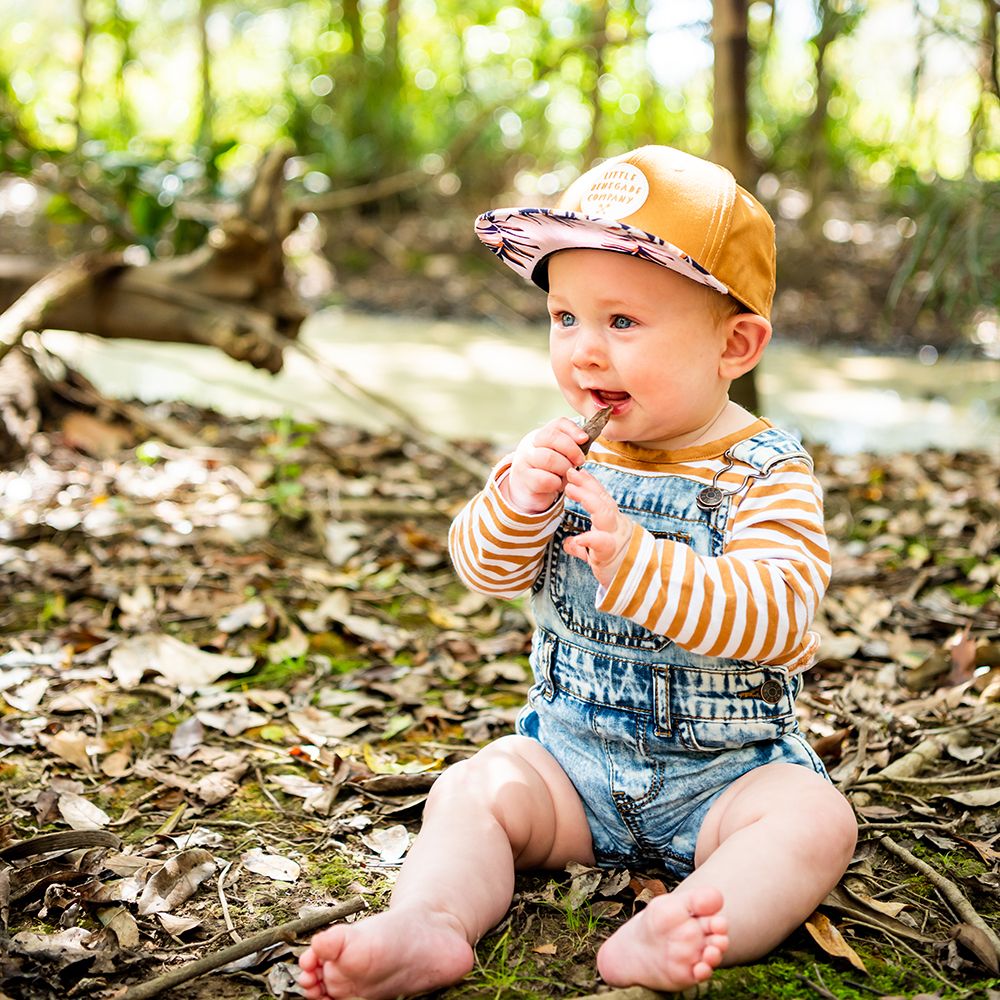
[591,389,631,412]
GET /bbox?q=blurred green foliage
[0,0,997,340]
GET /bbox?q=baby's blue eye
[556,311,577,327]
[611,315,635,329]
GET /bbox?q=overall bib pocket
[549,507,711,650]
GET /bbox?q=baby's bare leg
[597,762,856,990]
[299,735,594,1000]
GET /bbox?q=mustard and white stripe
[449,442,830,673]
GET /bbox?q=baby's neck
[690,400,758,446]
[636,400,757,452]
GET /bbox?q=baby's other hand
[503,418,589,513]
[563,467,633,588]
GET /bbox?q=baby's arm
[564,462,831,670]
[449,418,589,599]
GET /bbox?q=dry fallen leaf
[804,910,867,972]
[58,792,111,830]
[97,906,140,949]
[100,745,133,777]
[939,787,1000,808]
[39,731,100,771]
[137,848,217,915]
[951,922,1000,973]
[242,848,301,882]
[361,825,411,863]
[157,912,203,937]
[170,716,205,760]
[110,634,254,692]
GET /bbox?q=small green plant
[135,440,164,466]
[262,414,317,519]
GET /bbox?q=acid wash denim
[515,426,828,876]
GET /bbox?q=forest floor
[0,376,999,1000]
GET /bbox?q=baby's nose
[571,327,607,367]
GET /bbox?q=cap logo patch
[580,163,649,219]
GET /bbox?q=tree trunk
[711,0,752,187]
[74,0,92,150]
[585,1,610,168]
[711,0,759,412]
[197,0,214,150]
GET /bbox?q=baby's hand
[563,467,633,588]
[503,418,589,513]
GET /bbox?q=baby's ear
[719,314,772,379]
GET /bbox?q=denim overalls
[515,427,828,875]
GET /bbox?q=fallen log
[0,252,124,361]
[0,145,306,375]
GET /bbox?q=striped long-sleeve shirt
[449,421,831,673]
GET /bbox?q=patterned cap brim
[474,207,729,295]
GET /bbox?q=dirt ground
[0,381,998,999]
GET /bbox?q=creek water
[40,308,1000,456]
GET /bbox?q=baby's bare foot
[298,907,475,999]
[596,886,728,991]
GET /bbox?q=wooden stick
[849,729,969,807]
[878,835,1000,963]
[572,988,670,1000]
[121,897,365,999]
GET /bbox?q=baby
[299,144,857,999]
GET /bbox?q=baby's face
[546,250,731,451]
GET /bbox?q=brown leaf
[947,627,977,686]
[939,787,1000,808]
[809,727,851,762]
[61,411,133,458]
[38,731,98,771]
[137,848,217,915]
[100,745,132,777]
[629,875,667,906]
[97,905,140,949]
[804,910,867,972]
[950,922,1000,973]
[532,942,557,955]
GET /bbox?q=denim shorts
[515,634,828,877]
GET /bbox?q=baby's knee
[825,788,858,858]
[802,783,858,868]
[424,736,529,811]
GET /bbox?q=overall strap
[728,426,811,474]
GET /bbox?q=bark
[0,253,123,359]
[197,0,214,149]
[711,0,752,187]
[710,0,760,413]
[585,2,610,168]
[74,0,92,149]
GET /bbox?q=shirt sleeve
[596,460,831,671]
[448,460,564,599]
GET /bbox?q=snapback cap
[474,145,776,319]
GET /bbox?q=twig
[848,730,969,805]
[877,835,1000,964]
[121,897,365,999]
[793,971,838,1000]
[853,767,1000,786]
[841,917,963,993]
[571,988,671,1000]
[857,820,958,832]
[217,861,240,942]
